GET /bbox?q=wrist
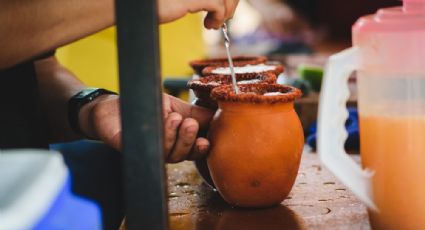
[68,88,118,139]
[78,94,118,139]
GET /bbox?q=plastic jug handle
[317,47,377,211]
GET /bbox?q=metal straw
[222,23,239,94]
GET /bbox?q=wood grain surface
[167,151,370,230]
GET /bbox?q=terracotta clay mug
[187,72,277,110]
[188,73,277,187]
[207,83,304,207]
[189,56,268,76]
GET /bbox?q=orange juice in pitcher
[318,0,425,229]
[360,110,425,229]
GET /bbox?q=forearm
[0,0,114,69]
[34,56,86,142]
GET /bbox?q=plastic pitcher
[318,0,425,229]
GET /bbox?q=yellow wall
[57,13,205,93]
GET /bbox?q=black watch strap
[68,87,118,136]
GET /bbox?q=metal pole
[115,0,168,229]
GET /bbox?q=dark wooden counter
[167,151,370,230]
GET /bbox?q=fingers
[204,7,226,29]
[157,0,239,28]
[204,0,240,29]
[168,0,224,29]
[163,112,183,158]
[224,0,239,20]
[188,137,210,160]
[167,94,214,130]
[167,118,199,163]
[162,93,172,118]
[163,94,214,163]
[189,104,215,130]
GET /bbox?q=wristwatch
[68,87,118,136]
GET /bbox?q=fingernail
[198,145,209,153]
[186,126,197,135]
[171,119,180,129]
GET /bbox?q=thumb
[189,104,215,130]
[168,95,215,129]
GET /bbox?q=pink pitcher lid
[353,0,425,32]
[353,0,425,74]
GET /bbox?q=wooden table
[167,150,370,230]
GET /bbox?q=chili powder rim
[189,56,268,75]
[211,83,302,104]
[187,72,277,92]
[202,63,284,76]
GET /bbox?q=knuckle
[182,140,193,148]
[180,135,195,147]
[168,153,183,163]
[165,136,175,146]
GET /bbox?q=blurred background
[56,0,399,135]
[7,1,400,229]
[57,0,399,94]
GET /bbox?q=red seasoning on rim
[187,73,277,110]
[202,63,284,77]
[211,83,302,104]
[189,56,268,76]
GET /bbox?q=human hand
[79,94,122,151]
[79,93,214,163]
[162,93,214,163]
[157,0,239,29]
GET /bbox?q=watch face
[77,88,100,99]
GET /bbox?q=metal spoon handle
[221,23,239,94]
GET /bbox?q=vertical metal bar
[115,0,168,229]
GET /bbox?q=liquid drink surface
[360,113,425,229]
